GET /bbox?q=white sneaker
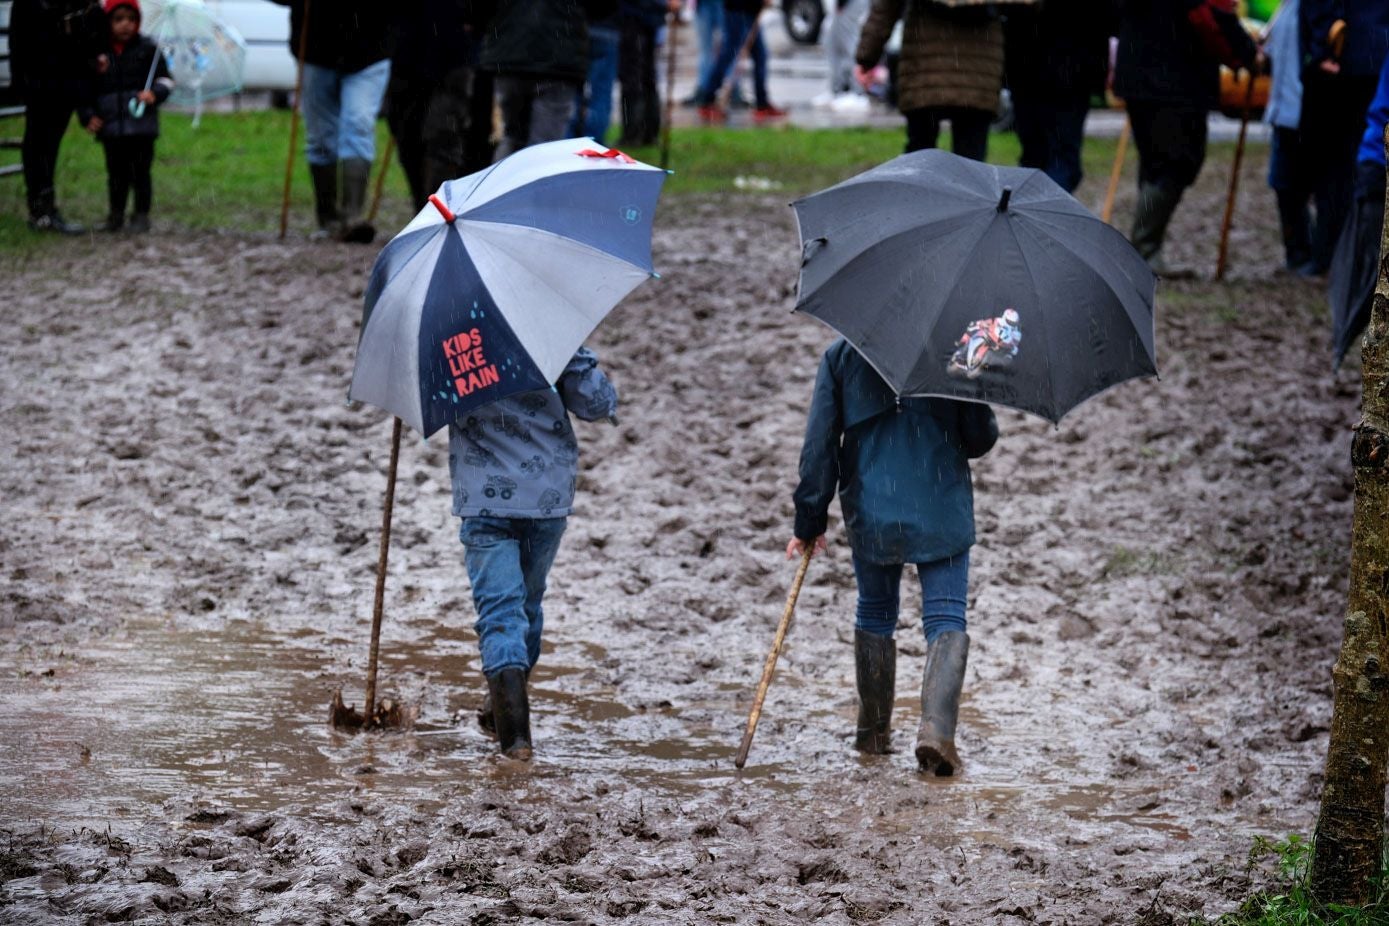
[810,91,836,109]
[830,92,871,113]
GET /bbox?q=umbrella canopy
[792,149,1157,423]
[140,0,247,110]
[349,138,666,438]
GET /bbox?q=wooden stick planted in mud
[1101,117,1129,226]
[363,416,402,725]
[1215,73,1258,281]
[278,0,312,240]
[659,8,680,171]
[367,135,396,224]
[735,545,814,769]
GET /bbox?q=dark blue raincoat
[793,339,998,565]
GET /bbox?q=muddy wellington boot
[1130,182,1185,278]
[477,669,529,738]
[915,630,969,776]
[309,162,340,241]
[488,668,533,761]
[854,629,896,753]
[336,158,377,245]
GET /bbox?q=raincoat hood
[105,0,141,20]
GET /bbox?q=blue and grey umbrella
[349,138,666,437]
[793,149,1157,423]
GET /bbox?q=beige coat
[855,0,1004,115]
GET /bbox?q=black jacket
[1114,0,1256,108]
[270,0,393,73]
[389,0,483,84]
[77,34,172,139]
[1300,0,1389,78]
[477,0,616,81]
[9,0,107,96]
[1004,0,1115,98]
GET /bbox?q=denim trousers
[696,9,769,107]
[852,552,969,642]
[302,59,391,165]
[572,25,621,142]
[460,516,568,677]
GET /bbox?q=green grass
[1,108,1198,259]
[1209,836,1389,926]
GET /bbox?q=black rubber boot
[1130,182,1184,276]
[854,629,896,754]
[336,157,376,244]
[915,630,969,776]
[309,162,339,240]
[477,669,528,738]
[488,668,533,761]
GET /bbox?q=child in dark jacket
[789,338,998,776]
[79,0,173,233]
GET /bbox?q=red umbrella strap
[577,147,635,164]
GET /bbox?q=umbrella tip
[428,194,457,223]
[997,188,1012,213]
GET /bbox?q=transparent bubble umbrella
[139,0,247,126]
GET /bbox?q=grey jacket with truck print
[447,348,617,519]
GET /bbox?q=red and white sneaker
[752,104,788,123]
[698,104,726,124]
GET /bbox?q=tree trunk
[1310,144,1389,907]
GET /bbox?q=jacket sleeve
[1184,0,1259,71]
[792,353,843,541]
[953,400,998,459]
[855,0,906,69]
[557,347,619,421]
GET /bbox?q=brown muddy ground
[0,146,1366,925]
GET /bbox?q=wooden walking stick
[278,0,312,240]
[367,135,396,224]
[734,545,815,768]
[1215,72,1258,281]
[1101,117,1129,225]
[659,7,680,170]
[329,416,416,731]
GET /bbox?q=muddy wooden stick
[1101,118,1129,225]
[278,0,312,239]
[1216,73,1258,281]
[363,416,402,725]
[735,545,814,769]
[367,135,395,224]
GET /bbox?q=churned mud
[0,147,1365,924]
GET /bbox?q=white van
[0,0,296,99]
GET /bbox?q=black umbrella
[1329,166,1385,369]
[792,149,1158,423]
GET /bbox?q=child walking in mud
[451,347,617,761]
[788,339,997,775]
[79,0,173,233]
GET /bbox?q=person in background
[617,0,677,146]
[387,0,494,210]
[1004,0,1114,193]
[272,0,393,244]
[1263,0,1317,275]
[10,0,107,234]
[789,339,998,775]
[479,0,618,159]
[855,0,1003,160]
[78,0,174,234]
[819,0,871,110]
[572,5,622,142]
[1298,0,1389,274]
[691,0,787,123]
[1114,0,1259,275]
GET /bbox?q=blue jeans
[572,25,620,142]
[696,8,769,107]
[301,59,391,165]
[695,0,724,91]
[460,516,568,677]
[852,552,969,643]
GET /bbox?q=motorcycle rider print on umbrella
[741,149,1158,774]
